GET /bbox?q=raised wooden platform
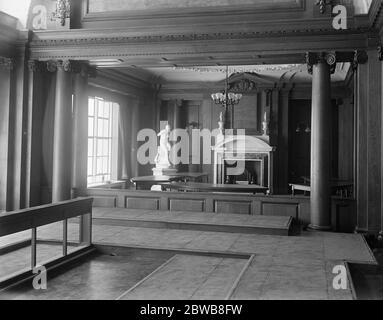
[92,207,293,236]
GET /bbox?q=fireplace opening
[224,158,268,187]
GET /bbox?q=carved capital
[306,52,336,74]
[352,50,368,70]
[46,60,58,73]
[0,56,14,70]
[306,51,368,74]
[57,60,73,72]
[28,60,46,72]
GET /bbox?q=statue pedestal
[152,167,178,176]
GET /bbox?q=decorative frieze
[0,56,14,70]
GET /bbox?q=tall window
[88,97,119,186]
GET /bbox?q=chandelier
[211,66,242,107]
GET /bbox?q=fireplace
[213,135,276,193]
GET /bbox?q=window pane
[102,139,109,157]
[97,140,103,156]
[88,98,95,116]
[103,157,108,173]
[98,100,104,118]
[97,119,103,137]
[88,118,94,137]
[88,139,94,157]
[87,157,93,176]
[96,158,103,174]
[103,120,109,137]
[104,102,110,118]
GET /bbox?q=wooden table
[167,172,209,183]
[289,181,353,197]
[161,182,269,195]
[130,172,209,190]
[131,175,182,190]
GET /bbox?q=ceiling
[107,63,351,87]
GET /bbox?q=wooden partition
[79,189,356,231]
[79,188,310,222]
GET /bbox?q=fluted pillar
[307,52,335,230]
[51,60,73,202]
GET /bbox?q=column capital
[306,50,368,74]
[28,60,46,72]
[306,52,337,75]
[0,56,14,70]
[45,60,96,77]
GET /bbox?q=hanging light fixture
[211,66,242,109]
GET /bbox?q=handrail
[0,197,93,237]
[0,197,93,276]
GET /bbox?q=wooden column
[51,61,73,203]
[72,64,89,196]
[307,53,335,230]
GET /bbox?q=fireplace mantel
[213,135,276,194]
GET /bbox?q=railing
[0,198,93,275]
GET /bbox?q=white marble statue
[154,124,172,168]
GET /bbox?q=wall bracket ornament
[51,0,71,26]
[315,0,333,14]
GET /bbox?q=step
[117,254,251,300]
[92,208,293,236]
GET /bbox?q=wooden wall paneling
[169,198,205,212]
[279,88,291,194]
[126,197,160,210]
[262,202,299,219]
[0,67,11,211]
[356,60,370,232]
[214,200,252,215]
[366,49,382,233]
[338,97,354,181]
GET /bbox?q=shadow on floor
[348,249,383,300]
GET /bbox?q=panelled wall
[159,85,354,194]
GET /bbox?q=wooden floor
[0,207,377,300]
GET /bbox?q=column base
[307,224,332,231]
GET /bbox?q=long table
[161,182,269,195]
[131,172,209,190]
